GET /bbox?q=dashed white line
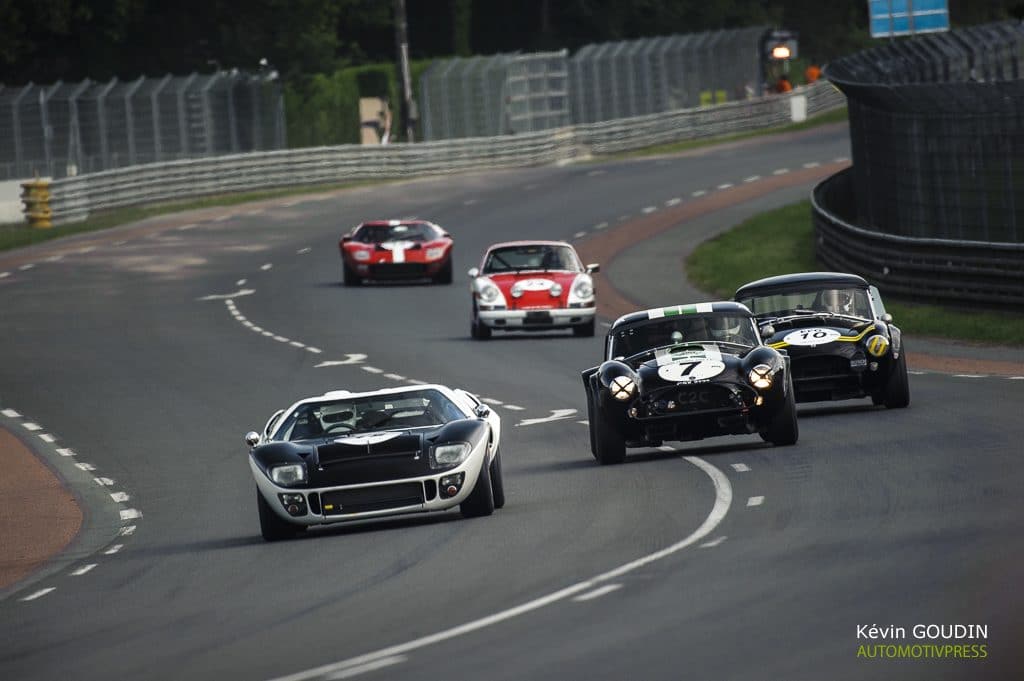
[119,525,137,536]
[747,496,764,507]
[104,544,123,555]
[617,215,630,221]
[261,331,274,337]
[516,409,577,427]
[577,420,589,425]
[177,223,198,231]
[665,198,682,206]
[405,379,428,385]
[642,206,657,214]
[0,272,9,278]
[260,263,273,271]
[112,240,127,246]
[362,366,384,374]
[833,156,849,163]
[56,448,75,457]
[75,462,96,471]
[44,254,64,262]
[71,564,97,576]
[502,405,525,411]
[23,422,42,431]
[481,398,504,405]
[119,509,143,520]
[594,222,609,230]
[18,264,34,271]
[803,161,820,169]
[110,492,130,503]
[236,279,247,286]
[289,341,306,348]
[572,584,622,602]
[692,189,707,197]
[717,183,733,190]
[1,408,21,418]
[730,463,750,473]
[323,656,408,680]
[772,168,789,175]
[214,214,233,222]
[743,175,761,183]
[573,231,587,239]
[273,336,290,343]
[39,433,55,443]
[953,374,985,379]
[93,477,115,486]
[909,370,928,375]
[297,248,311,254]
[700,536,727,548]
[20,588,55,601]
[77,246,96,254]
[1009,376,1024,380]
[306,347,322,354]
[383,373,406,381]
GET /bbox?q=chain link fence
[824,21,1024,244]
[0,72,286,181]
[419,28,767,141]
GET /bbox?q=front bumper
[348,258,448,280]
[478,306,595,329]
[250,448,486,526]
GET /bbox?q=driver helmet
[709,316,742,342]
[821,289,853,314]
[669,330,684,344]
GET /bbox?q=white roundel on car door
[782,327,842,347]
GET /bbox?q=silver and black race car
[582,302,798,465]
[244,384,503,541]
[734,272,909,408]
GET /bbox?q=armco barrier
[45,82,845,226]
[813,169,1024,307]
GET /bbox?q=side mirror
[244,431,260,447]
[759,325,775,338]
[467,267,480,278]
[441,231,451,238]
[881,313,893,323]
[586,263,600,274]
[473,404,491,418]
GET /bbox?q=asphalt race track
[2,124,1023,681]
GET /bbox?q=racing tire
[461,457,495,518]
[434,258,453,285]
[342,263,361,286]
[585,390,598,458]
[593,404,626,465]
[489,448,505,510]
[573,318,596,337]
[882,349,910,409]
[761,376,799,446]
[470,314,492,340]
[257,488,303,542]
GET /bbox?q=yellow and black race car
[734,272,910,408]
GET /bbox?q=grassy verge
[686,200,1024,346]
[0,180,382,252]
[597,106,848,161]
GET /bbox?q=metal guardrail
[46,82,844,226]
[813,169,1024,307]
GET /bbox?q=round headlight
[748,364,773,390]
[609,375,636,401]
[573,278,594,299]
[352,250,370,261]
[866,334,889,357]
[479,284,500,303]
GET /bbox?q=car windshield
[738,287,873,319]
[609,314,760,359]
[355,223,435,243]
[273,389,465,441]
[483,244,580,273]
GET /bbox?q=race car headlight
[425,247,445,260]
[572,278,594,299]
[479,283,501,303]
[748,364,774,390]
[609,375,636,401]
[433,442,471,467]
[866,334,889,357]
[269,464,306,486]
[510,283,524,298]
[352,250,371,261]
[550,283,563,297]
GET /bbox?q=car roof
[287,384,458,411]
[734,272,869,298]
[357,219,434,228]
[611,301,752,330]
[485,240,574,251]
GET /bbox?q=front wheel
[434,258,453,285]
[470,312,492,340]
[573,318,595,337]
[593,403,626,465]
[461,458,495,518]
[489,448,505,510]
[257,489,303,541]
[760,376,798,446]
[342,262,361,286]
[882,348,910,408]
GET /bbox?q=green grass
[0,180,383,252]
[597,106,848,160]
[687,200,1024,346]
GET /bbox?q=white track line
[573,231,587,239]
[22,422,41,431]
[265,455,731,681]
[1,408,20,417]
[743,175,760,183]
[20,588,55,601]
[730,463,750,473]
[772,168,789,175]
[323,656,407,680]
[700,536,727,548]
[71,564,97,576]
[572,584,622,602]
[803,161,820,168]
[747,496,764,507]
[716,183,733,190]
[666,198,682,206]
[692,189,707,197]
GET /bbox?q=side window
[869,285,887,319]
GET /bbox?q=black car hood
[635,344,746,391]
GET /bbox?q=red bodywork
[340,220,453,281]
[486,271,578,310]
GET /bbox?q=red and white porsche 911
[339,219,454,285]
[468,241,599,339]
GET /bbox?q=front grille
[369,263,429,278]
[794,355,850,380]
[320,482,425,515]
[643,384,743,417]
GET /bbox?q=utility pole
[394,0,415,142]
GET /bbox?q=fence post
[124,76,144,166]
[95,78,117,170]
[177,73,197,155]
[151,74,171,161]
[11,84,32,174]
[66,79,90,175]
[40,81,63,177]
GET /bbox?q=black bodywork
[734,272,910,407]
[582,302,798,464]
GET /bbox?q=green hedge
[285,60,434,147]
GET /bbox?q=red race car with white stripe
[468,241,599,339]
[340,219,453,285]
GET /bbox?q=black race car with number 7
[582,302,797,465]
[733,272,909,408]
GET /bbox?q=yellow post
[21,178,52,229]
